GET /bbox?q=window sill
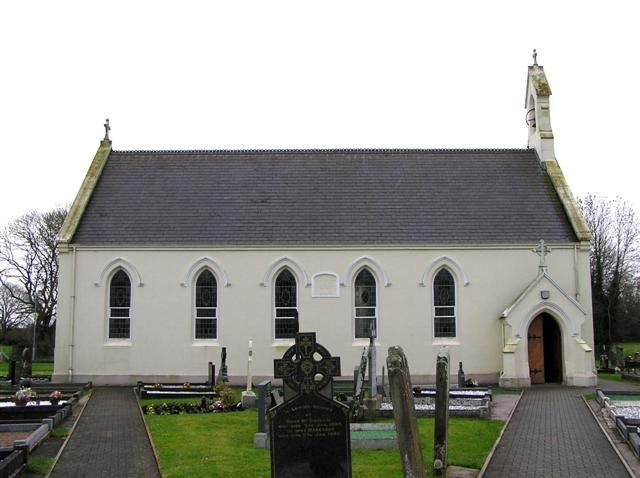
[352,340,381,347]
[432,339,460,346]
[104,341,132,347]
[272,341,295,348]
[191,341,220,347]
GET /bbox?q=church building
[53,58,596,387]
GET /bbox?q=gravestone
[434,347,450,476]
[614,346,625,369]
[269,332,351,477]
[599,345,609,371]
[271,389,284,407]
[8,360,17,385]
[387,346,425,478]
[352,366,361,398]
[351,347,368,417]
[242,339,257,408]
[21,347,32,378]
[381,365,387,397]
[10,346,23,379]
[254,379,272,448]
[365,329,380,411]
[457,362,465,388]
[217,347,229,383]
[207,362,216,387]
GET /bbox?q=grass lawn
[145,409,503,478]
[595,342,640,369]
[0,361,53,376]
[26,456,54,475]
[618,342,640,356]
[0,343,53,376]
[598,372,625,382]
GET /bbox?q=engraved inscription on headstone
[270,332,351,478]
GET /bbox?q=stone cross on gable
[533,239,551,271]
[274,332,341,400]
[103,118,111,141]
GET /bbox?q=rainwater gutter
[68,245,77,382]
[573,245,579,300]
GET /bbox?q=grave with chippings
[269,332,351,478]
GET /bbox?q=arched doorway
[527,313,563,384]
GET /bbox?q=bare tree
[0,283,30,343]
[578,195,640,348]
[0,207,68,350]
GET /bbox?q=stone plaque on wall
[312,273,340,298]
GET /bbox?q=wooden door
[528,315,545,384]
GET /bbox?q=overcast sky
[1,1,638,229]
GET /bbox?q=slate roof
[70,149,578,245]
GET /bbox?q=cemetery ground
[7,340,640,476]
[141,389,504,478]
[0,344,54,377]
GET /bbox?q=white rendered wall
[53,244,594,385]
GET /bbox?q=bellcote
[523,51,592,242]
[525,51,554,162]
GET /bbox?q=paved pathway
[50,387,160,478]
[484,380,638,478]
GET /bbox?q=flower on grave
[15,387,34,403]
[49,390,62,401]
[210,400,224,412]
[183,382,191,389]
[215,383,237,408]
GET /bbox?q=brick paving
[50,387,160,478]
[484,382,634,478]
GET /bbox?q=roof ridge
[111,147,532,155]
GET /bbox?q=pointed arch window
[433,268,456,338]
[195,270,217,339]
[109,270,131,339]
[354,269,377,339]
[274,269,298,339]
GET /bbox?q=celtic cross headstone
[274,332,341,401]
[270,332,352,477]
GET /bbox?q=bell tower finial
[103,118,111,141]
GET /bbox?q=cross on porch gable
[533,239,551,271]
[274,332,341,396]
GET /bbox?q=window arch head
[274,269,298,339]
[109,269,131,339]
[354,268,377,339]
[433,268,456,338]
[195,269,218,339]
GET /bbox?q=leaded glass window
[195,270,217,339]
[433,268,456,338]
[274,269,298,339]
[109,270,131,339]
[354,269,377,339]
